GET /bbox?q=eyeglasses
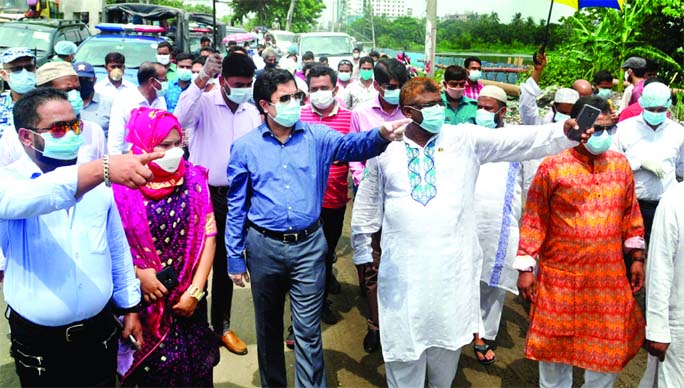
[272,91,306,104]
[381,84,401,91]
[408,101,445,110]
[26,119,83,138]
[6,63,35,73]
[593,124,617,135]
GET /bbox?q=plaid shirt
[464,80,483,100]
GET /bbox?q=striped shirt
[299,103,352,209]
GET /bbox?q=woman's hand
[137,267,168,303]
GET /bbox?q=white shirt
[519,77,554,125]
[620,84,634,112]
[94,77,136,99]
[108,87,167,154]
[351,122,575,362]
[640,182,684,387]
[343,80,378,111]
[612,115,684,201]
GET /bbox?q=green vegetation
[230,0,325,33]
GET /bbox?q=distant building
[340,0,409,21]
[441,11,475,21]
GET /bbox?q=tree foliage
[230,0,325,33]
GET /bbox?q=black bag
[156,266,179,292]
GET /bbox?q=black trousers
[209,185,235,335]
[8,306,119,387]
[321,206,346,300]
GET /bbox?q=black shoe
[327,273,341,295]
[321,300,339,325]
[363,329,380,353]
[285,326,295,349]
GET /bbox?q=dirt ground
[0,202,648,387]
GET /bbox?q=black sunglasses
[381,84,401,91]
[7,63,35,73]
[593,124,617,135]
[408,101,445,110]
[272,91,306,104]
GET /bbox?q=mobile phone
[568,104,601,141]
[112,314,141,350]
[156,266,179,292]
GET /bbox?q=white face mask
[156,54,171,66]
[310,90,335,110]
[151,147,184,173]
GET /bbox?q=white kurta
[351,122,576,363]
[639,182,684,388]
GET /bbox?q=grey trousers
[246,226,328,388]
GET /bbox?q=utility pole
[424,0,437,77]
[212,0,217,51]
[369,0,375,48]
[286,0,297,31]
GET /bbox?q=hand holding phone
[567,104,601,142]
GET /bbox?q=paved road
[0,202,647,387]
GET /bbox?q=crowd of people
[0,32,682,388]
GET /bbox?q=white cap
[479,85,507,103]
[554,88,580,104]
[639,82,671,108]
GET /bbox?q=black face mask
[265,62,276,69]
[79,78,95,101]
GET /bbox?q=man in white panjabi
[351,78,590,388]
[639,181,684,388]
[472,85,540,364]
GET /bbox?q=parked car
[102,3,190,54]
[297,32,354,70]
[0,19,90,66]
[188,12,226,53]
[74,23,167,86]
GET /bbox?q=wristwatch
[186,285,206,301]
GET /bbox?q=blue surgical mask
[67,89,83,116]
[553,111,571,123]
[597,88,612,100]
[31,129,84,161]
[382,88,400,105]
[154,79,168,98]
[177,68,192,82]
[226,86,253,105]
[476,108,498,128]
[338,72,351,82]
[643,110,667,126]
[413,105,445,134]
[584,130,612,155]
[270,99,301,127]
[468,69,482,82]
[8,69,36,94]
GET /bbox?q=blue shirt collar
[258,120,307,137]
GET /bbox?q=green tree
[230,0,324,33]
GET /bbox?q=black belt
[638,199,660,209]
[7,305,115,344]
[249,219,321,243]
[209,185,230,196]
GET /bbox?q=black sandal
[473,342,496,365]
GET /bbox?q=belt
[249,219,321,243]
[209,185,230,196]
[7,305,114,344]
[638,199,660,209]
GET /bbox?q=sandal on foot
[473,343,496,365]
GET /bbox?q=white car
[297,32,355,70]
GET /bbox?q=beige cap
[479,85,507,103]
[36,61,78,86]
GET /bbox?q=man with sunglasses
[0,87,166,387]
[612,81,684,253]
[351,78,592,388]
[175,52,259,356]
[108,62,168,155]
[0,48,37,168]
[348,57,408,354]
[441,65,477,125]
[225,68,407,388]
[516,96,645,388]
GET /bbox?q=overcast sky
[320,0,577,24]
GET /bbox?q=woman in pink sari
[114,107,220,386]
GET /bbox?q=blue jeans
[246,226,327,388]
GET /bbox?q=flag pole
[534,0,555,64]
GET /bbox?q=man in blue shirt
[0,88,165,387]
[75,61,113,137]
[226,69,407,388]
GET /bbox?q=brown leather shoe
[221,330,248,355]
